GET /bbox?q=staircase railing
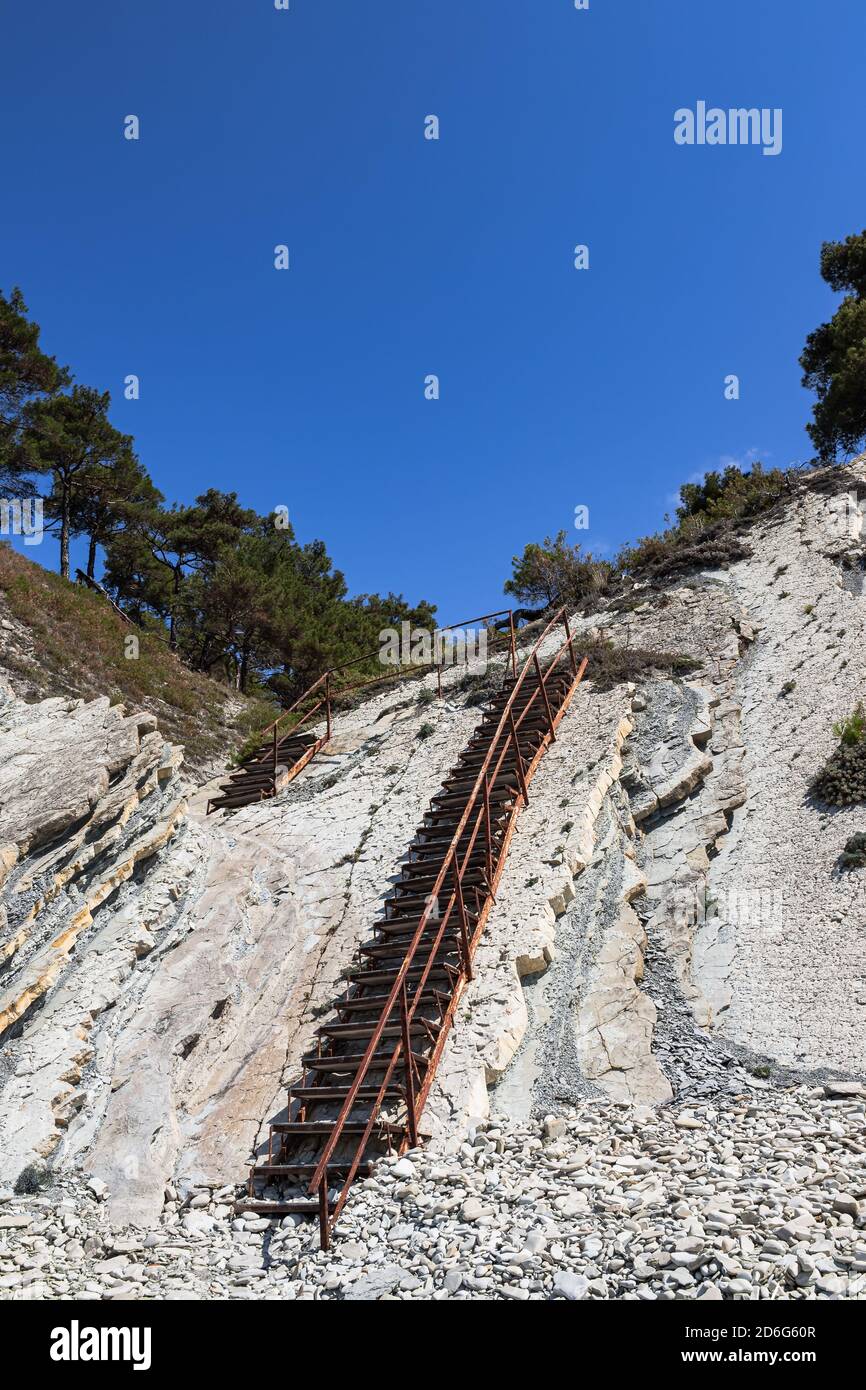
[252,609,519,779]
[305,606,586,1243]
[254,673,332,779]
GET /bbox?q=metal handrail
[306,607,580,1220]
[253,609,519,768]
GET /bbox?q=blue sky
[2,0,864,618]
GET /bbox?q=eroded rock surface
[0,682,185,1184]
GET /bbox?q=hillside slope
[0,543,265,776]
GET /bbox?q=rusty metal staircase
[207,681,332,814]
[240,608,587,1247]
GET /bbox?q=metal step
[299,1050,429,1074]
[316,1019,437,1042]
[237,1198,335,1216]
[268,1120,402,1137]
[250,1160,373,1178]
[289,1083,405,1102]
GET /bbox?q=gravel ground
[2,1082,865,1301]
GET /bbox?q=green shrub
[14,1163,48,1195]
[619,529,751,582]
[617,463,788,583]
[675,463,788,525]
[505,532,615,610]
[840,833,866,869]
[834,702,866,746]
[813,745,866,803]
[416,687,436,707]
[417,721,435,740]
[457,670,501,707]
[813,708,866,804]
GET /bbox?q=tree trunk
[169,567,180,651]
[60,482,71,580]
[239,642,250,694]
[86,534,98,581]
[196,635,214,672]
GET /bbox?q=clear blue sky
[2,0,863,618]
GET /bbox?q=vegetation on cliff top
[0,542,269,768]
[504,461,792,611]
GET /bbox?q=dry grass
[580,637,701,691]
[0,543,269,770]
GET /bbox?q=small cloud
[718,447,766,470]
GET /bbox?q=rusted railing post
[508,710,530,804]
[318,1169,330,1251]
[534,652,556,741]
[483,773,494,887]
[563,612,578,674]
[400,984,419,1146]
[325,673,332,741]
[273,720,278,775]
[451,858,473,981]
[508,611,517,679]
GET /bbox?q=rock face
[1,460,865,1275]
[0,682,185,1183]
[704,478,866,1070]
[604,463,866,1076]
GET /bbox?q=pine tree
[70,450,162,581]
[123,491,258,650]
[0,287,69,496]
[505,532,611,610]
[21,386,131,577]
[801,230,866,461]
